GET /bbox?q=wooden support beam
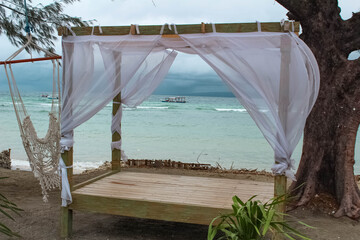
[58,21,300,36]
[130,24,136,35]
[0,56,62,65]
[60,148,73,238]
[201,22,206,33]
[112,92,122,171]
[60,43,74,239]
[111,51,122,171]
[273,34,292,240]
[70,193,229,225]
[60,204,73,238]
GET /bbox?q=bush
[208,195,312,240]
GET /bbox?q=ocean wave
[11,158,104,174]
[215,108,247,112]
[0,102,13,107]
[11,159,31,171]
[136,106,169,110]
[195,107,214,111]
[39,103,59,107]
[72,161,104,174]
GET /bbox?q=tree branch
[0,3,24,16]
[276,0,341,25]
[342,12,360,54]
[275,0,309,20]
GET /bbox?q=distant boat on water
[41,94,58,100]
[47,96,59,100]
[162,96,186,103]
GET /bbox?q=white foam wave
[215,108,247,112]
[1,102,13,106]
[73,161,104,174]
[11,159,31,171]
[11,159,104,174]
[136,106,168,109]
[40,103,59,107]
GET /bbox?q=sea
[1,92,360,174]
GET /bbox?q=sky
[0,0,359,96]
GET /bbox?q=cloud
[0,61,55,92]
[154,72,234,97]
[0,0,358,95]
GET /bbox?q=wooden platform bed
[62,168,274,237]
[58,21,305,238]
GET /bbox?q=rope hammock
[2,34,62,202]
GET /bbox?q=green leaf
[0,222,21,237]
[0,208,15,221]
[232,195,244,206]
[207,217,219,240]
[208,194,313,240]
[298,221,316,229]
[262,208,275,235]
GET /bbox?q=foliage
[0,0,91,52]
[0,177,24,238]
[208,195,312,240]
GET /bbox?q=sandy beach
[1,165,360,240]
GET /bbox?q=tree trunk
[290,66,360,218]
[275,0,360,218]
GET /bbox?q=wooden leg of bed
[60,207,73,238]
[274,175,287,240]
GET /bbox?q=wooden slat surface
[73,172,273,210]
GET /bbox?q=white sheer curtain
[180,32,320,180]
[59,31,320,206]
[60,35,176,206]
[99,43,177,150]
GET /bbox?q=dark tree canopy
[275,0,360,218]
[0,0,89,52]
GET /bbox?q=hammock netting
[4,35,62,202]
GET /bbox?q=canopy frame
[58,21,305,240]
[58,21,299,37]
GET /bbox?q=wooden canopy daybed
[57,21,316,239]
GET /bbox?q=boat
[47,96,59,100]
[162,96,186,103]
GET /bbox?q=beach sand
[0,166,360,240]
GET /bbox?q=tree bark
[275,0,360,218]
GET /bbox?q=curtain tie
[211,23,217,33]
[256,21,261,32]
[271,157,296,181]
[66,25,76,36]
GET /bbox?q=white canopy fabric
[60,30,320,206]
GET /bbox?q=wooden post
[60,43,74,239]
[201,22,206,33]
[112,92,122,171]
[111,51,122,171]
[274,175,287,239]
[274,34,291,240]
[60,148,73,238]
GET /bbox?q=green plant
[0,177,23,237]
[208,195,313,240]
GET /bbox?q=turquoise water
[1,93,359,174]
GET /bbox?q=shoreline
[9,157,275,176]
